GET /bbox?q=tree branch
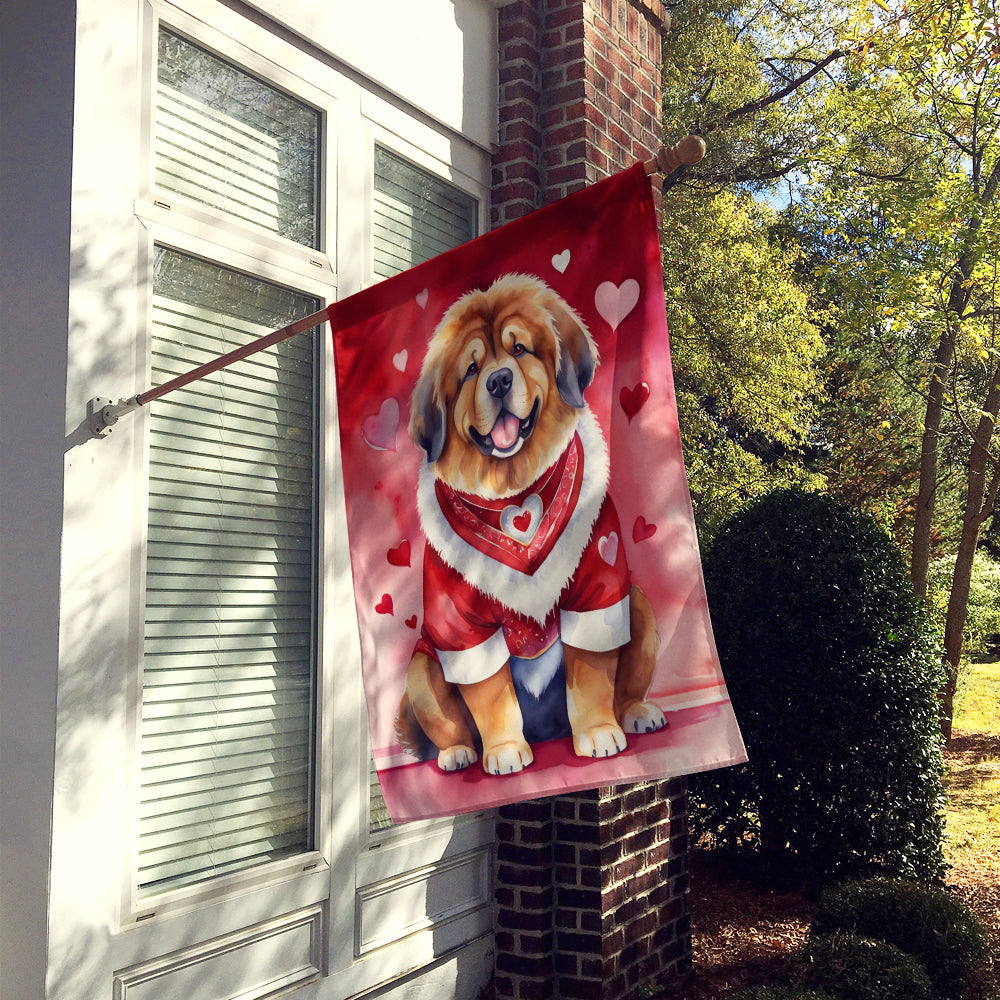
[701,49,848,134]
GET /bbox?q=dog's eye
[511,343,527,357]
[464,361,479,380]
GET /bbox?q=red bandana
[433,434,585,575]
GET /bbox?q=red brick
[502,39,538,63]
[542,39,586,69]
[503,79,541,104]
[560,978,605,1000]
[499,100,538,125]
[545,80,588,107]
[546,163,589,187]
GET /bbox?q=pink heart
[362,398,399,452]
[375,594,394,615]
[598,531,619,566]
[632,516,656,543]
[387,539,411,567]
[416,288,429,309]
[393,349,408,372]
[595,279,640,332]
[620,382,650,421]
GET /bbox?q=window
[59,0,496,992]
[136,27,323,897]
[155,28,320,247]
[139,248,319,894]
[372,145,477,278]
[367,146,478,833]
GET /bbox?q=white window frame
[110,0,496,992]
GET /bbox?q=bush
[792,933,934,1000]
[691,488,946,882]
[731,987,837,1000]
[811,878,988,998]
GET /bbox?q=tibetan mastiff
[396,273,666,775]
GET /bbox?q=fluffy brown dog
[396,274,666,775]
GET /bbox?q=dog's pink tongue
[491,413,521,450]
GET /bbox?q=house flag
[330,163,746,822]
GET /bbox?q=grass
[945,659,1000,867]
[941,658,1000,1000]
[955,658,1000,734]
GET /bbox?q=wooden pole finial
[643,135,707,176]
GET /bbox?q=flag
[330,163,746,822]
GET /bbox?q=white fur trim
[439,628,510,685]
[560,595,630,652]
[417,407,610,622]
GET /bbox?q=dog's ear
[409,369,447,464]
[547,293,599,409]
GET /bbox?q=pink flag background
[330,163,746,822]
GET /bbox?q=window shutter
[367,147,477,832]
[138,248,319,895]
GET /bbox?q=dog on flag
[395,274,665,775]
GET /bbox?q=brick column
[492,3,691,999]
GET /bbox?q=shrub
[811,878,988,998]
[691,488,946,882]
[792,933,934,1000]
[731,987,838,1000]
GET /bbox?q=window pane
[369,149,478,832]
[372,146,477,278]
[156,28,320,248]
[138,247,318,895]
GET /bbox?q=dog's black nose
[486,367,513,399]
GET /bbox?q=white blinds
[372,146,478,279]
[155,28,320,248]
[368,148,477,833]
[138,248,319,895]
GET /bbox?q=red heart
[387,539,411,567]
[632,516,656,543]
[513,510,532,532]
[375,594,394,615]
[405,615,418,629]
[620,382,650,422]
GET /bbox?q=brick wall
[491,6,691,998]
[493,0,668,226]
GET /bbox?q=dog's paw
[483,741,534,775]
[573,724,627,759]
[623,700,667,735]
[437,745,478,772]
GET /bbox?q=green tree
[801,0,1000,736]
[659,0,844,538]
[662,189,825,539]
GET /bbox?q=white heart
[595,278,641,332]
[598,531,619,567]
[552,249,571,274]
[500,494,543,544]
[416,288,429,309]
[393,349,408,372]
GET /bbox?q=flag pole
[88,137,705,438]
[87,306,330,437]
